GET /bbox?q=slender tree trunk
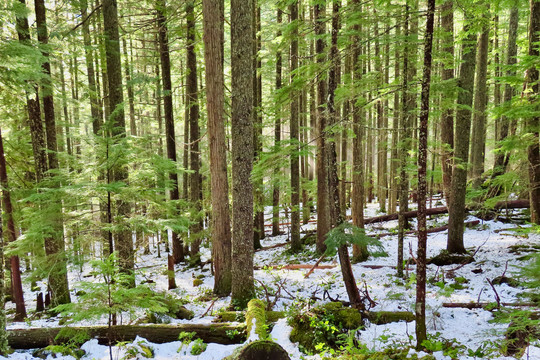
[102,0,133,278]
[351,0,367,262]
[35,0,71,306]
[527,0,540,224]
[156,0,184,263]
[290,1,301,252]
[397,3,411,277]
[230,0,254,308]
[122,37,137,137]
[272,8,283,237]
[416,0,435,348]
[252,3,264,249]
[203,0,232,296]
[440,0,454,206]
[0,199,8,355]
[389,16,401,214]
[447,18,477,254]
[327,0,341,228]
[0,130,26,321]
[470,9,490,189]
[315,1,329,254]
[186,0,203,257]
[490,6,519,195]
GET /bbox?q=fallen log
[254,264,336,271]
[375,220,480,238]
[494,199,529,210]
[442,302,536,310]
[257,242,289,252]
[362,200,529,225]
[8,323,246,349]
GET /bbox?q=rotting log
[442,302,536,310]
[8,323,246,349]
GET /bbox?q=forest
[0,0,539,359]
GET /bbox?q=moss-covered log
[366,311,415,325]
[8,323,246,349]
[246,299,266,339]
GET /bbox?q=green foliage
[421,332,466,359]
[119,340,154,360]
[289,302,364,354]
[190,338,207,355]
[177,332,207,356]
[54,253,168,324]
[44,328,90,359]
[324,222,387,259]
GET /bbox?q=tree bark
[470,10,490,189]
[0,195,8,354]
[156,0,184,263]
[527,0,540,224]
[447,17,477,254]
[252,4,264,250]
[290,1,301,252]
[440,0,454,206]
[491,6,519,191]
[35,0,71,306]
[315,1,329,254]
[102,0,133,278]
[351,0,367,262]
[272,8,283,237]
[231,0,255,308]
[186,0,203,257]
[203,0,232,296]
[416,0,435,347]
[0,130,26,321]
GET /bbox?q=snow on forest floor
[2,201,540,360]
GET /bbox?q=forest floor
[2,198,539,360]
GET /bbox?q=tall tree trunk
[230,0,254,308]
[203,0,232,296]
[351,0,367,263]
[252,3,264,249]
[328,0,361,308]
[122,37,137,137]
[0,197,8,355]
[470,10,490,189]
[389,16,401,214]
[315,1,329,254]
[272,8,283,237]
[156,0,184,263]
[416,0,435,348]
[490,5,519,195]
[397,3,413,277]
[0,130,26,321]
[447,18,477,254]
[290,1,301,252]
[186,0,203,257]
[102,0,133,278]
[440,0,454,206]
[527,0,540,224]
[35,0,71,306]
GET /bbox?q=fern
[324,222,387,259]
